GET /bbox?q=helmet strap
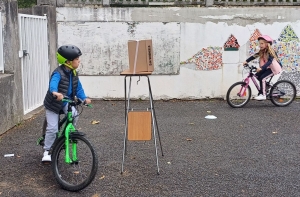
[64,62,77,76]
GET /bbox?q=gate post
[0,0,23,133]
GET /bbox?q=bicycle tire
[270,80,296,107]
[51,134,98,192]
[226,82,252,108]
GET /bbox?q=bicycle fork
[240,78,250,96]
[65,123,78,164]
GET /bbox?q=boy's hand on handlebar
[84,98,92,104]
[243,61,248,67]
[53,92,64,101]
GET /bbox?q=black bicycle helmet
[57,45,82,64]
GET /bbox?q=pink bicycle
[226,64,296,108]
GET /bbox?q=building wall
[57,7,300,99]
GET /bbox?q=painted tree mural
[224,34,240,51]
[181,47,223,71]
[248,29,262,65]
[274,25,300,72]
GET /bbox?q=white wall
[57,7,300,99]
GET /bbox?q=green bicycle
[37,96,98,192]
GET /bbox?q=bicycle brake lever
[244,63,249,67]
[53,95,68,101]
[86,104,93,108]
[82,102,92,108]
[80,99,92,108]
[77,98,84,105]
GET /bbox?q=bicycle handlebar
[53,95,92,108]
[243,63,257,72]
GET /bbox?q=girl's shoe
[255,94,266,100]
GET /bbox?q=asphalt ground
[0,99,300,197]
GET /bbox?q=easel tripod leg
[151,105,160,175]
[153,109,164,156]
[147,76,164,156]
[121,76,132,174]
[147,76,160,174]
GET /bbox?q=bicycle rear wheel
[226,82,252,108]
[51,134,98,192]
[270,80,296,107]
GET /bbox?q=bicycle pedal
[41,161,51,165]
[36,137,45,146]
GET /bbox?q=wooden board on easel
[128,111,152,141]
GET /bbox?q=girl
[243,35,282,101]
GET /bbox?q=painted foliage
[224,34,240,51]
[248,26,300,72]
[181,47,223,71]
[248,29,262,65]
[277,25,299,43]
[274,25,300,72]
[275,25,300,92]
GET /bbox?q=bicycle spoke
[226,82,251,108]
[270,80,296,107]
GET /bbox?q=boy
[42,45,91,162]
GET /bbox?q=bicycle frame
[239,71,260,97]
[240,64,276,98]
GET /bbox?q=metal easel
[120,73,164,175]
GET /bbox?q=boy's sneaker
[255,94,266,101]
[42,150,51,163]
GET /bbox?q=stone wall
[56,7,300,99]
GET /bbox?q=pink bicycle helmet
[258,35,273,45]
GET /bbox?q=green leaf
[18,0,37,8]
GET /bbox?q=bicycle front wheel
[51,135,98,192]
[270,80,296,107]
[226,82,252,108]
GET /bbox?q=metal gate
[18,14,49,114]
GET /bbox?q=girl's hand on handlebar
[243,61,248,67]
[256,67,262,72]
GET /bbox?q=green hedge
[18,0,37,8]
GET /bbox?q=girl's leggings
[44,104,78,151]
[256,69,273,95]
